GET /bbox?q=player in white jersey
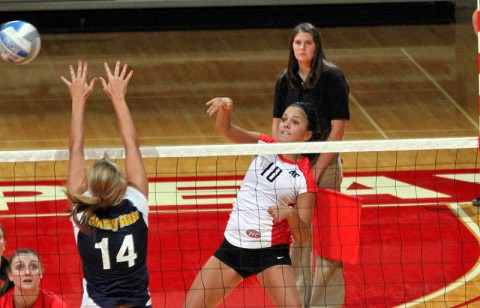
[62,61,151,307]
[185,97,320,308]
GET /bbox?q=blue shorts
[213,238,291,279]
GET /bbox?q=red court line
[451,295,480,308]
[176,185,240,190]
[182,194,237,199]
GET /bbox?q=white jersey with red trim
[224,134,316,249]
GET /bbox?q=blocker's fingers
[76,60,82,77]
[114,60,120,76]
[81,61,88,78]
[69,64,75,80]
[119,63,128,78]
[124,69,134,83]
[104,62,113,78]
[60,76,71,87]
[87,77,97,91]
[98,77,107,89]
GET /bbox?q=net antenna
[477,0,480,149]
[474,1,480,206]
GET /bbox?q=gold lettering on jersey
[119,211,140,228]
[89,215,119,231]
[89,211,139,231]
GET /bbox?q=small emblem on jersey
[246,229,261,238]
[289,170,300,178]
[277,256,284,260]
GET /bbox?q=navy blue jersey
[73,187,151,307]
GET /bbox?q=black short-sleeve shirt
[273,68,350,123]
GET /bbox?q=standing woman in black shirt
[272,22,350,308]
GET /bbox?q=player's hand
[60,60,96,103]
[99,60,133,100]
[206,97,233,116]
[268,205,295,222]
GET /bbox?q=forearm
[268,195,314,246]
[111,96,140,151]
[67,99,87,193]
[214,106,233,138]
[288,213,311,245]
[111,95,148,196]
[313,152,336,181]
[69,103,85,152]
[314,119,345,179]
[271,118,280,139]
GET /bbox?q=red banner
[312,188,362,264]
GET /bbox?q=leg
[257,265,302,308]
[309,256,344,308]
[291,238,313,307]
[184,256,243,308]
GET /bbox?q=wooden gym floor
[0,10,477,150]
[0,7,479,308]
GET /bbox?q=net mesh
[0,137,479,307]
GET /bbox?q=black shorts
[213,238,291,279]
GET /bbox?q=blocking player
[62,60,151,307]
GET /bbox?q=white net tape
[0,137,476,162]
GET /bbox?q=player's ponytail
[66,154,127,234]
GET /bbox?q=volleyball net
[0,137,479,307]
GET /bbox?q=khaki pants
[291,154,345,308]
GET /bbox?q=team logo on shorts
[246,229,261,238]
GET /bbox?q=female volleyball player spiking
[62,60,151,307]
[272,22,350,307]
[184,97,319,308]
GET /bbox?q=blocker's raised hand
[60,60,96,103]
[99,60,134,99]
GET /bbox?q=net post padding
[0,137,476,163]
[477,3,480,150]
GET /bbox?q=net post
[475,1,480,151]
[474,1,480,206]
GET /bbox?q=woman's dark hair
[289,101,330,142]
[0,248,41,296]
[289,102,331,161]
[286,22,336,89]
[288,101,330,161]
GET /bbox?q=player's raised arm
[99,61,148,198]
[206,97,260,144]
[61,60,96,195]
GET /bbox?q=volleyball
[0,20,41,65]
